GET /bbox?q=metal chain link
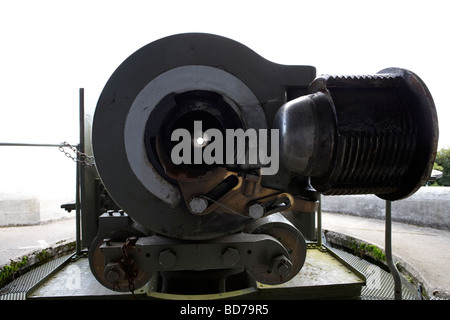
[120,237,138,296]
[59,141,95,167]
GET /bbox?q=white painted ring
[124,65,265,205]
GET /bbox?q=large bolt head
[159,249,176,269]
[189,197,208,214]
[248,203,265,219]
[222,247,240,266]
[270,255,293,279]
[104,262,124,284]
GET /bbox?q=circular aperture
[146,90,243,178]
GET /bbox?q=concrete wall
[0,192,40,226]
[0,147,76,227]
[0,191,74,227]
[321,187,450,230]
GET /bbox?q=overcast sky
[1,0,449,196]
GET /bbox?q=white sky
[1,0,448,146]
[0,0,449,197]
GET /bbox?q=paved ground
[0,218,75,267]
[1,213,449,299]
[322,212,450,299]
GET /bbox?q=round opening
[144,90,243,181]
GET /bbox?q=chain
[59,141,95,167]
[120,237,139,296]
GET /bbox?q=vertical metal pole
[75,88,85,256]
[317,194,322,247]
[75,159,81,256]
[79,88,85,155]
[385,200,402,300]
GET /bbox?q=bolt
[189,197,208,214]
[104,262,124,284]
[106,268,120,283]
[103,238,111,246]
[270,255,293,279]
[248,203,265,219]
[222,247,240,266]
[159,249,176,269]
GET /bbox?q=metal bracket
[99,233,291,280]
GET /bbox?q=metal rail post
[385,200,402,300]
[74,88,85,256]
[317,194,322,247]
